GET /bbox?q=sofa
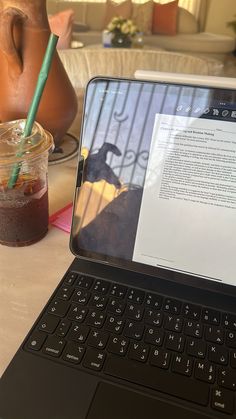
[47,0,235,61]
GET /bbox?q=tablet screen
[71,77,236,288]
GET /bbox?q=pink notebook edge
[49,202,73,224]
[49,203,73,233]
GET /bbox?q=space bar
[104,357,209,406]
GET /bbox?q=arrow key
[218,368,236,391]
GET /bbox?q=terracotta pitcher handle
[0,7,27,75]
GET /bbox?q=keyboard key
[107,298,126,316]
[76,275,93,289]
[195,361,215,383]
[107,335,129,356]
[184,320,203,339]
[27,331,47,351]
[149,348,171,369]
[231,351,236,368]
[72,289,90,305]
[83,348,106,370]
[67,304,87,322]
[202,308,220,325]
[211,387,234,414]
[129,342,149,363]
[127,288,145,304]
[62,342,85,364]
[86,310,106,328]
[226,331,236,349]
[172,354,193,376]
[38,314,59,334]
[90,294,108,310]
[42,336,65,357]
[104,357,209,406]
[165,332,185,352]
[222,313,236,331]
[47,299,70,318]
[145,293,163,309]
[144,309,163,327]
[125,303,143,321]
[87,330,109,349]
[144,327,164,347]
[123,321,144,340]
[164,315,183,333]
[68,323,90,343]
[64,271,77,286]
[186,338,206,359]
[92,280,109,295]
[104,315,124,334]
[56,286,74,301]
[55,319,71,337]
[208,344,228,365]
[218,368,236,391]
[182,303,201,320]
[164,298,182,315]
[205,325,224,345]
[110,284,127,299]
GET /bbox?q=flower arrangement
[107,16,139,48]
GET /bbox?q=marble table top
[0,156,78,377]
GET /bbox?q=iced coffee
[0,120,54,246]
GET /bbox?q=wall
[205,0,236,36]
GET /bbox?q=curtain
[178,0,201,18]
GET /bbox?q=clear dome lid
[0,120,54,165]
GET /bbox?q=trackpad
[87,383,208,419]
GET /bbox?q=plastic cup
[0,119,54,246]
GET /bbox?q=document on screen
[133,113,236,286]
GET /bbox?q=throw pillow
[103,0,132,29]
[132,1,153,35]
[177,7,199,34]
[48,9,75,49]
[152,0,179,36]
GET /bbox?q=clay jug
[0,0,78,146]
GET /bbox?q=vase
[111,32,132,48]
[0,0,78,146]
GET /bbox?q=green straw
[7,33,59,189]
